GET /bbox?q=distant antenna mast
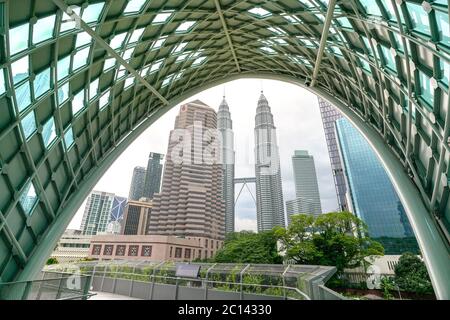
[260,80,264,93]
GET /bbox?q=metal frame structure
[0,0,449,299]
[234,177,256,208]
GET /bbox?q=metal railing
[86,269,311,300]
[0,272,94,300]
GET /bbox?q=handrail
[76,269,311,300]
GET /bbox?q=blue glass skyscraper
[335,118,419,254]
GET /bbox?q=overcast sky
[68,79,339,231]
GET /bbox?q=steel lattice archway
[0,0,449,298]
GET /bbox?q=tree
[46,257,59,265]
[214,231,282,264]
[274,212,384,274]
[394,252,433,295]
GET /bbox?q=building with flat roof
[148,101,225,242]
[50,229,92,263]
[335,118,419,254]
[122,199,153,235]
[80,191,115,235]
[89,235,223,262]
[286,150,322,224]
[128,166,147,201]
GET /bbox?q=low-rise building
[50,229,92,263]
[88,235,223,262]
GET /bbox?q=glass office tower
[335,118,419,254]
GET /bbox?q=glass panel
[64,127,74,149]
[124,77,134,88]
[82,2,105,23]
[19,182,38,215]
[76,31,92,48]
[110,32,127,49]
[380,45,396,71]
[152,36,167,49]
[57,56,71,81]
[248,7,271,18]
[42,117,57,148]
[393,33,404,52]
[32,15,56,44]
[360,0,382,16]
[99,90,110,109]
[72,47,90,70]
[129,27,145,43]
[337,17,352,29]
[150,60,163,73]
[89,78,99,100]
[358,57,371,73]
[441,60,449,86]
[172,42,187,54]
[60,6,81,32]
[435,10,449,46]
[419,71,434,105]
[9,23,29,55]
[406,2,430,35]
[124,0,147,14]
[192,56,207,66]
[21,111,36,138]
[15,81,31,112]
[34,68,51,98]
[0,69,5,95]
[11,56,29,84]
[104,58,116,71]
[58,82,69,105]
[153,11,173,24]
[162,75,173,87]
[140,66,149,76]
[72,90,85,115]
[122,48,134,60]
[176,21,196,33]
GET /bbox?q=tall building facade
[254,93,285,231]
[143,152,164,199]
[217,97,235,234]
[335,118,419,254]
[147,100,226,241]
[318,98,348,211]
[106,196,127,234]
[122,200,153,235]
[128,166,147,200]
[80,191,115,235]
[286,150,322,224]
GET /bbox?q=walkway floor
[88,291,141,300]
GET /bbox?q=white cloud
[235,217,257,232]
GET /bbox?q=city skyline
[68,79,339,232]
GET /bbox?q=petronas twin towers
[220,93,285,233]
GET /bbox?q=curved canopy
[0,0,449,297]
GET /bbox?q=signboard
[175,264,201,278]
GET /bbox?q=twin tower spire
[219,92,285,233]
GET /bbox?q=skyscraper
[143,152,164,199]
[128,166,147,200]
[254,93,285,231]
[335,118,419,254]
[317,98,348,211]
[122,200,153,235]
[106,196,127,234]
[80,191,115,235]
[217,96,235,234]
[148,100,226,241]
[286,150,322,224]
